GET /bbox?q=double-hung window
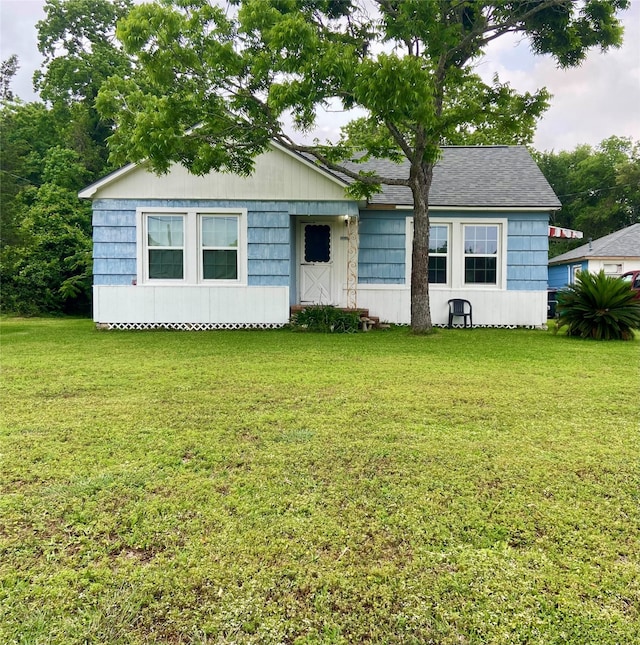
[406,218,505,289]
[147,214,185,280]
[428,225,449,284]
[464,225,499,285]
[201,216,239,280]
[139,208,246,284]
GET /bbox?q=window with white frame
[406,217,506,289]
[463,224,499,284]
[571,264,582,283]
[201,215,239,280]
[138,208,246,284]
[147,214,185,280]
[428,224,449,284]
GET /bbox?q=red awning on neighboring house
[548,226,583,239]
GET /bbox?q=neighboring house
[79,143,560,329]
[548,223,640,289]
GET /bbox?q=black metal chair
[448,299,472,328]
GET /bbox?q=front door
[299,221,335,304]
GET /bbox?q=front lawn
[1,319,638,644]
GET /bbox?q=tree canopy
[0,0,135,316]
[0,55,19,102]
[98,0,630,332]
[536,136,640,257]
[35,0,133,107]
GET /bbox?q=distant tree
[0,55,19,101]
[35,0,134,177]
[0,0,137,315]
[99,0,629,333]
[35,0,133,107]
[0,147,92,315]
[536,136,640,257]
[0,102,61,250]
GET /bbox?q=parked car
[620,270,640,299]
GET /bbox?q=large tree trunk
[410,162,434,333]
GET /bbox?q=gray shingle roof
[549,223,640,264]
[335,145,561,208]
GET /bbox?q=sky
[1,0,639,153]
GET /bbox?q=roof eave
[78,162,140,199]
[391,204,559,211]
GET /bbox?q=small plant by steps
[290,305,362,333]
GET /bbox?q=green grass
[1,318,638,644]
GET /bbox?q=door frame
[296,217,347,306]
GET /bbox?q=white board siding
[355,285,547,327]
[93,285,289,325]
[87,146,348,202]
[587,259,640,275]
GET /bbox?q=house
[548,223,640,289]
[79,143,561,329]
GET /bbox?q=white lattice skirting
[97,322,286,331]
[97,321,546,331]
[434,323,547,330]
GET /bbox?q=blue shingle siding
[289,221,298,305]
[247,243,290,260]
[93,242,138,259]
[548,264,569,290]
[248,259,290,276]
[358,211,407,284]
[247,209,290,286]
[92,204,137,285]
[92,198,358,288]
[289,201,359,216]
[92,198,292,287]
[247,227,290,244]
[548,261,587,289]
[93,226,136,243]
[507,214,549,291]
[93,258,137,286]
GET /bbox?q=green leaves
[519,0,629,68]
[537,136,640,249]
[290,305,362,332]
[0,97,96,316]
[35,0,134,106]
[441,72,550,146]
[98,0,631,178]
[353,54,436,125]
[556,270,640,340]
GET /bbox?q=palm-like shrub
[556,270,640,340]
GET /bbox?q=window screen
[304,224,331,263]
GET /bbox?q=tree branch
[384,120,414,160]
[273,134,411,187]
[450,0,569,65]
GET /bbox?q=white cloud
[0,0,46,102]
[478,2,640,151]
